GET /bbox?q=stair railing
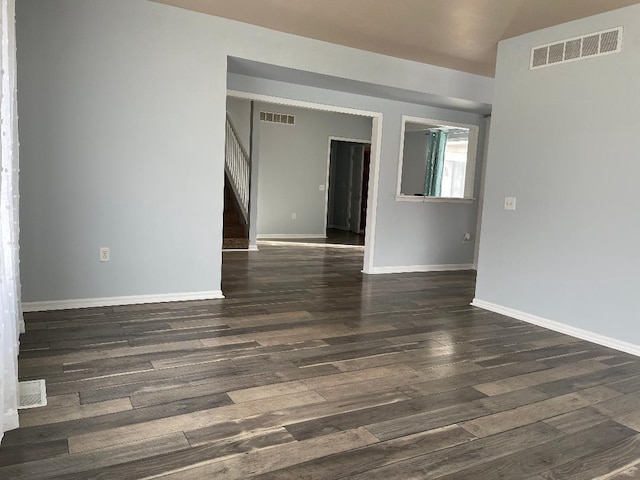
[225,113,250,224]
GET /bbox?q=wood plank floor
[2,245,640,478]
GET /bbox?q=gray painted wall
[475,5,640,345]
[248,105,261,248]
[18,0,492,303]
[226,97,252,153]
[229,73,486,268]
[18,0,226,301]
[401,132,429,196]
[225,99,371,239]
[255,103,371,237]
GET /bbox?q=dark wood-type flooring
[2,245,640,478]
[259,229,365,247]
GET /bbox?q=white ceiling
[153,0,640,77]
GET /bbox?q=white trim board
[395,196,475,203]
[257,234,327,239]
[366,264,474,275]
[223,246,259,252]
[471,299,640,358]
[473,116,491,270]
[363,116,382,275]
[396,114,479,201]
[228,90,380,119]
[22,291,225,312]
[3,409,18,434]
[259,240,364,250]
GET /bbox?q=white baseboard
[471,298,640,357]
[222,245,259,252]
[365,264,474,275]
[22,291,225,312]
[259,240,364,250]
[257,234,328,239]
[3,409,18,433]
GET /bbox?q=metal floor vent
[18,380,47,409]
[530,26,622,70]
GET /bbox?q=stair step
[224,211,241,222]
[224,225,246,237]
[224,172,248,245]
[223,237,250,249]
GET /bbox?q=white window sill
[395,195,475,204]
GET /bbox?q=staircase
[223,114,251,250]
[223,175,249,249]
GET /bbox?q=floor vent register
[18,379,47,409]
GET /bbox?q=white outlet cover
[504,197,517,211]
[319,185,325,191]
[100,247,110,262]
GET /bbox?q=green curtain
[424,129,448,196]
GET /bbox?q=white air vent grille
[260,111,295,125]
[564,39,581,60]
[548,43,565,64]
[531,47,548,67]
[600,29,620,53]
[582,34,600,56]
[530,26,623,70]
[18,380,47,409]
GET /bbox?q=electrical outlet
[99,247,110,262]
[319,185,325,191]
[291,213,297,220]
[504,197,517,211]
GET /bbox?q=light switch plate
[504,197,517,211]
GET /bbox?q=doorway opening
[326,138,371,246]
[225,89,383,278]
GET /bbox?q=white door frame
[325,137,370,234]
[227,89,383,274]
[473,116,491,269]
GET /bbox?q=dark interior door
[360,146,371,234]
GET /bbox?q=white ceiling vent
[530,27,622,70]
[260,111,295,125]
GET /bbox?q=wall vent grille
[530,27,622,70]
[260,111,295,125]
